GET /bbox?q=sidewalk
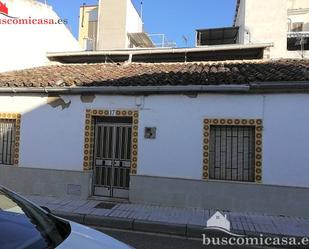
[25,195,309,238]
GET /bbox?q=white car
[0,186,133,249]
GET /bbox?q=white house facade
[0,60,308,217]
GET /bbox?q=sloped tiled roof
[0,60,308,88]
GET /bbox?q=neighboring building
[196,0,309,59]
[287,0,309,57]
[0,0,80,73]
[234,0,309,59]
[0,54,308,217]
[78,0,153,51]
[78,5,99,51]
[47,43,270,63]
[196,26,240,47]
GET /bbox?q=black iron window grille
[0,119,16,165]
[209,125,255,182]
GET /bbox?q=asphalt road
[95,227,269,249]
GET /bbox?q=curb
[133,219,187,236]
[53,211,196,237]
[52,210,307,242]
[187,224,205,238]
[85,215,134,230]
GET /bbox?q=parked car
[0,186,133,249]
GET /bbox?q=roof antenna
[81,3,86,28]
[182,35,189,48]
[140,1,144,26]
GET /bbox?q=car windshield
[0,188,71,249]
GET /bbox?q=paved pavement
[25,195,309,239]
[96,227,266,249]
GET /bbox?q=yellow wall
[78,5,98,50]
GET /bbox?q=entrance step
[88,196,130,204]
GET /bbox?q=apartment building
[196,0,309,59]
[234,0,309,58]
[78,0,154,51]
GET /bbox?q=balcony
[287,32,309,51]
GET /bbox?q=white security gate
[92,117,132,198]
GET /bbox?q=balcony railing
[287,31,309,38]
[287,32,309,52]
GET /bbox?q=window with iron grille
[209,125,255,182]
[0,119,16,165]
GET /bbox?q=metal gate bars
[92,118,132,198]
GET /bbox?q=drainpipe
[0,85,250,94]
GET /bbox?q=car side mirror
[40,206,51,213]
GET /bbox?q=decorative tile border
[0,113,21,166]
[83,109,139,175]
[203,118,263,183]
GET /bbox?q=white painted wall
[237,0,288,58]
[126,0,143,47]
[288,9,309,32]
[288,0,309,10]
[235,0,246,44]
[288,0,309,31]
[0,95,137,171]
[286,50,309,58]
[138,94,264,180]
[0,93,308,188]
[125,0,143,47]
[125,0,142,33]
[140,94,309,188]
[0,0,80,73]
[96,0,142,50]
[262,94,309,188]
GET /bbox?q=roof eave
[47,43,273,58]
[0,85,250,95]
[0,82,309,95]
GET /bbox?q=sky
[42,0,237,48]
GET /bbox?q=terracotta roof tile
[0,60,308,88]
